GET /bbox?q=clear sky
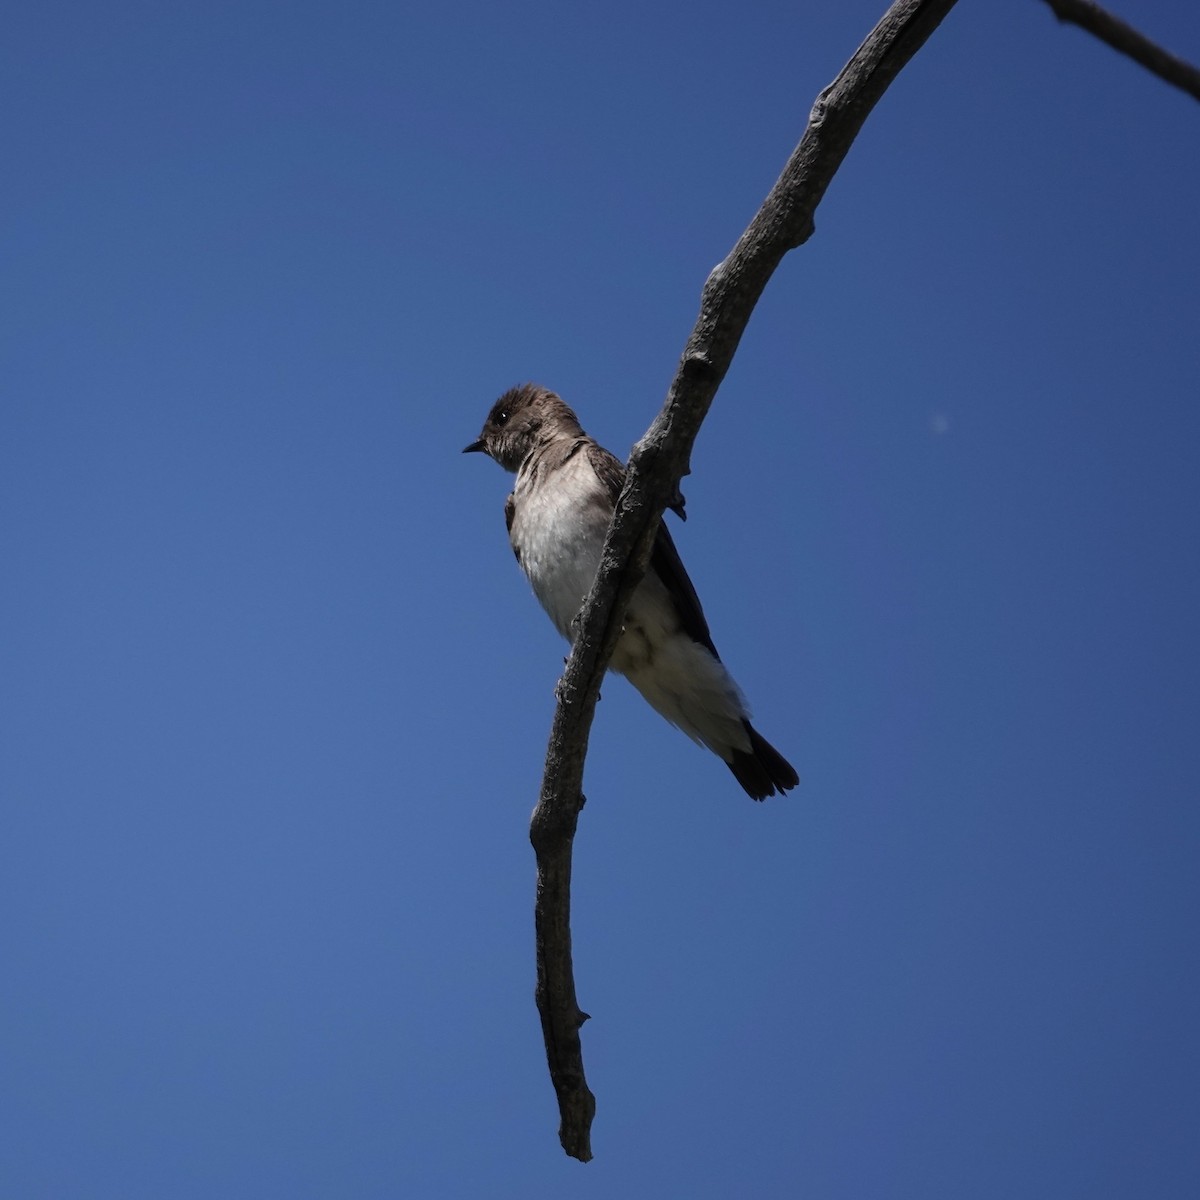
[3,1,1198,1196]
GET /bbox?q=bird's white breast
[509,453,610,641]
[508,448,750,756]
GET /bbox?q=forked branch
[528,0,1200,1165]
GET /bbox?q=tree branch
[1042,0,1200,102]
[529,0,961,1162]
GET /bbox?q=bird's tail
[727,722,799,801]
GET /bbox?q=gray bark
[530,0,963,1162]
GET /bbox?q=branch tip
[1041,0,1200,102]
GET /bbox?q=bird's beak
[462,439,486,455]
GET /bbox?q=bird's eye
[494,410,510,427]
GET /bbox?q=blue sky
[3,1,1198,1195]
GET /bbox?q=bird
[464,383,798,800]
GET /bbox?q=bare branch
[529,0,961,1162]
[1042,0,1200,102]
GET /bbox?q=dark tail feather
[726,722,800,801]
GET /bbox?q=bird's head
[463,383,583,473]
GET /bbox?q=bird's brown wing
[585,442,719,659]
